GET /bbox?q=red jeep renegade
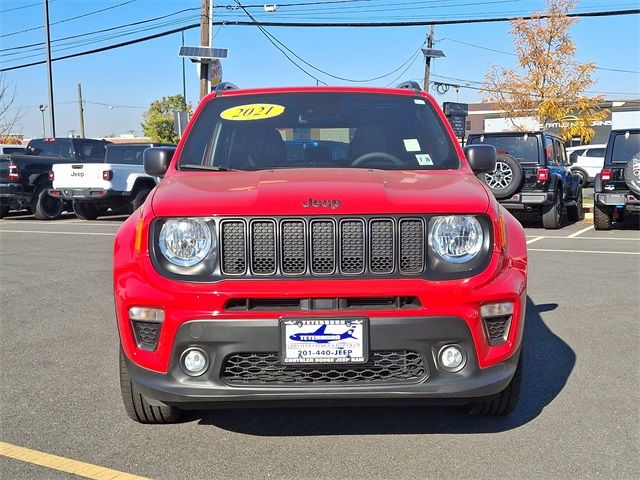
[114,84,527,423]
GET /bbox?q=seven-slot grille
[219,217,425,277]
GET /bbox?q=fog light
[439,345,465,372]
[129,306,164,322]
[181,348,209,376]
[480,302,514,318]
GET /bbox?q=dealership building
[465,99,640,145]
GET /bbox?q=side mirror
[144,147,175,177]
[464,144,497,174]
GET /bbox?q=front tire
[119,349,182,424]
[33,188,63,220]
[0,204,9,219]
[542,189,563,229]
[594,203,613,230]
[567,188,585,222]
[466,355,522,416]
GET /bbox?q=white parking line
[526,237,544,245]
[0,230,115,236]
[567,225,594,238]
[525,235,639,241]
[529,248,639,255]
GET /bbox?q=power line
[1,0,139,38]
[1,8,638,73]
[0,0,56,14]
[441,38,640,74]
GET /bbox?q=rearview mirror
[464,144,497,174]
[144,147,175,177]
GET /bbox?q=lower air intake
[131,320,161,351]
[484,315,511,346]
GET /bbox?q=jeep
[114,85,528,423]
[467,131,584,229]
[593,128,640,229]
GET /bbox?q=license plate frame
[280,317,368,365]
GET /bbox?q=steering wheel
[350,151,404,167]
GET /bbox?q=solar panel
[179,46,228,59]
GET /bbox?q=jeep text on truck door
[467,132,584,229]
[113,85,528,423]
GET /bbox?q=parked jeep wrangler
[467,132,583,229]
[114,84,528,423]
[593,128,640,230]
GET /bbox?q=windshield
[105,145,149,165]
[26,139,73,157]
[468,134,540,163]
[610,132,640,163]
[179,92,459,171]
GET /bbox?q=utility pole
[199,0,212,99]
[77,83,85,138]
[423,25,434,92]
[181,31,187,104]
[43,0,56,136]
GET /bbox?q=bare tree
[0,74,24,142]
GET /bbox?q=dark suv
[593,129,640,230]
[467,131,583,229]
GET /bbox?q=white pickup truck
[49,143,174,220]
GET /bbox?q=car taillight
[601,169,612,181]
[537,168,549,183]
[103,170,113,181]
[48,170,54,182]
[8,161,20,181]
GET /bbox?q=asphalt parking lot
[1,211,638,480]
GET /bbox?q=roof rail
[213,82,239,93]
[396,81,422,91]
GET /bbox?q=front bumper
[49,187,127,201]
[124,317,521,407]
[498,191,554,209]
[595,192,640,211]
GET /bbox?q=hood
[150,168,491,217]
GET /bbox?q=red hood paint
[150,168,491,217]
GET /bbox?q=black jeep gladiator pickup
[0,137,109,220]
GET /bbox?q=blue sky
[1,0,638,138]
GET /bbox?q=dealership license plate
[72,189,85,197]
[281,318,368,364]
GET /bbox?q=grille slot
[222,350,426,385]
[221,221,246,275]
[370,219,394,274]
[484,315,512,346]
[340,220,365,274]
[311,220,335,274]
[399,219,424,273]
[131,320,160,351]
[224,296,422,311]
[251,221,276,275]
[281,220,306,274]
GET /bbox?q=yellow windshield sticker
[220,103,285,121]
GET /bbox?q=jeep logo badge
[302,198,342,209]
[71,171,84,177]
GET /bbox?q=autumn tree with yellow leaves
[484,0,608,142]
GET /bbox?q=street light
[38,105,48,138]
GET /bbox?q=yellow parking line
[0,441,150,480]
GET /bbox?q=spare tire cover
[624,154,640,196]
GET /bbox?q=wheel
[567,188,585,222]
[477,154,523,199]
[466,355,522,416]
[542,189,563,229]
[72,201,101,220]
[572,169,588,187]
[623,155,640,196]
[119,349,182,424]
[0,204,9,219]
[33,188,63,220]
[594,203,613,230]
[129,187,152,213]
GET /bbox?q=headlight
[429,215,483,263]
[159,218,213,267]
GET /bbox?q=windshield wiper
[180,164,240,172]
